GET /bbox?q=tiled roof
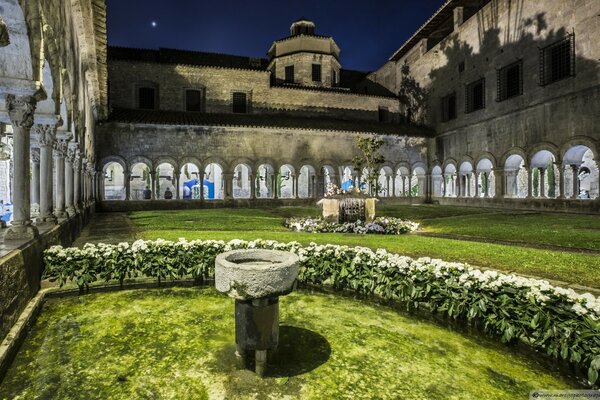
[107,108,434,137]
[108,46,270,70]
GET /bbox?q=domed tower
[268,18,341,88]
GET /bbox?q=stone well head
[215,249,300,300]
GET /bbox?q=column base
[4,223,39,240]
[66,206,76,217]
[54,210,69,219]
[35,215,58,226]
[0,220,5,228]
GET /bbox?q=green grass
[128,207,600,288]
[0,287,576,399]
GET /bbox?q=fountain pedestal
[215,249,300,376]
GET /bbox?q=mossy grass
[0,287,577,399]
[129,206,600,287]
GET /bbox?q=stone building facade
[98,19,431,202]
[366,0,599,205]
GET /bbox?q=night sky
[106,0,443,72]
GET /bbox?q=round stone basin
[215,249,300,300]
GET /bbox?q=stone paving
[72,212,136,247]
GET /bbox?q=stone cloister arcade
[434,140,599,201]
[100,157,430,202]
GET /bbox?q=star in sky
[151,21,157,28]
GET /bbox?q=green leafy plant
[352,135,385,196]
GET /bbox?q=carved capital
[6,95,36,129]
[35,124,57,147]
[31,149,40,164]
[0,16,9,47]
[53,139,68,157]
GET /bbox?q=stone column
[249,173,255,199]
[483,173,489,198]
[538,168,546,198]
[385,175,391,197]
[65,148,75,215]
[293,174,298,198]
[558,164,566,199]
[175,175,180,199]
[526,168,533,199]
[391,173,396,197]
[53,140,67,218]
[272,175,278,199]
[473,172,479,197]
[31,149,40,208]
[223,173,233,199]
[73,150,81,210]
[5,94,38,239]
[442,174,447,197]
[199,171,205,201]
[407,171,413,199]
[425,174,432,202]
[150,171,156,199]
[466,174,471,197]
[34,124,58,225]
[571,164,579,199]
[124,170,131,200]
[401,176,407,196]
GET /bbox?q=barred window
[497,60,522,102]
[285,65,294,83]
[232,92,247,114]
[440,92,456,122]
[138,87,155,110]
[312,64,321,82]
[185,89,203,112]
[539,33,575,86]
[465,78,485,113]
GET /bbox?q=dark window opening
[285,65,294,83]
[441,92,457,122]
[458,61,465,73]
[497,60,522,101]
[465,78,485,113]
[539,33,575,86]
[378,107,389,122]
[312,64,321,82]
[185,90,203,112]
[232,92,247,114]
[138,87,155,110]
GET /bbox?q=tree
[352,135,385,196]
[547,161,556,198]
[398,62,428,125]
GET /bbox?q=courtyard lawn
[129,207,600,288]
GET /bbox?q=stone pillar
[526,168,533,199]
[401,176,407,196]
[150,171,156,200]
[407,171,413,199]
[199,171,205,201]
[494,169,504,199]
[34,124,57,225]
[124,170,131,200]
[483,173,489,198]
[385,175,391,197]
[224,173,233,199]
[571,164,579,199]
[5,94,38,240]
[73,150,81,210]
[425,174,432,202]
[293,174,298,198]
[31,149,40,208]
[473,172,479,197]
[175,175,180,199]
[65,148,75,215]
[558,164,566,199]
[272,174,278,199]
[538,168,546,198]
[466,174,471,197]
[53,140,67,218]
[391,173,396,197]
[249,173,255,199]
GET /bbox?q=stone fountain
[317,195,378,223]
[215,249,300,376]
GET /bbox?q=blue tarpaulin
[183,179,215,199]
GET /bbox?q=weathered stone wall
[369,0,600,169]
[270,52,340,87]
[108,61,400,121]
[96,122,427,174]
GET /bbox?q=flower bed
[284,217,419,234]
[43,239,600,385]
